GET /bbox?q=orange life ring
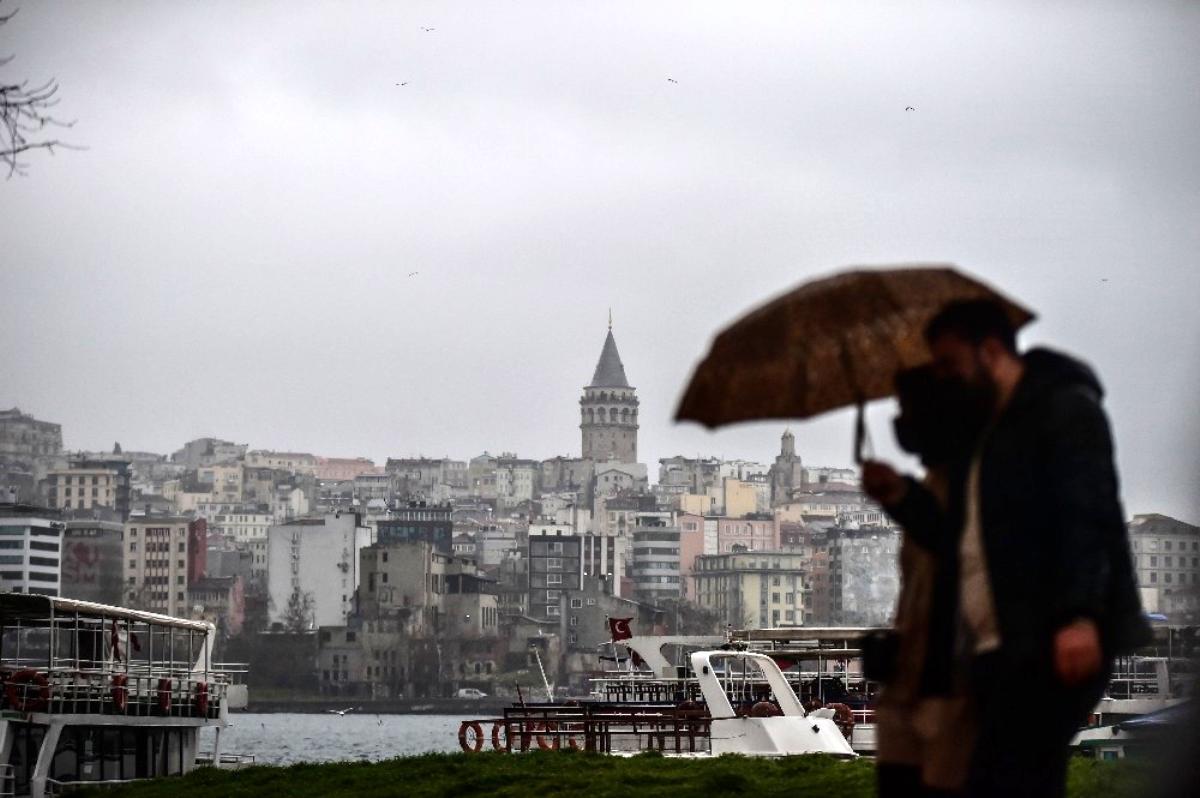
[458,720,485,752]
[535,721,557,750]
[535,721,580,751]
[156,678,173,713]
[195,682,210,716]
[750,701,782,717]
[111,674,128,712]
[491,721,509,751]
[826,702,855,738]
[5,670,50,713]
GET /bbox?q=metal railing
[468,704,713,755]
[0,667,228,719]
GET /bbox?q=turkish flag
[608,617,633,641]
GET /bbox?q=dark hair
[924,299,1018,354]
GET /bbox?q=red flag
[608,617,633,641]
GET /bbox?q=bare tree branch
[1,2,82,177]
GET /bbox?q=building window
[570,598,583,609]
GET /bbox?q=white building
[267,512,371,629]
[0,503,63,596]
[1128,513,1200,623]
[209,510,273,545]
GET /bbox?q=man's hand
[861,460,909,507]
[1054,618,1102,686]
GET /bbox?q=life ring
[111,674,128,713]
[750,701,782,717]
[5,670,50,713]
[491,721,509,751]
[458,720,485,752]
[156,678,173,713]
[195,682,209,716]
[826,702,855,738]
[535,721,580,751]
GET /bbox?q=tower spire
[608,308,612,331]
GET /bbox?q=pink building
[678,513,709,599]
[715,515,779,554]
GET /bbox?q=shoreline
[239,697,505,714]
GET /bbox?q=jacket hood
[1018,347,1105,403]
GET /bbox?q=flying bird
[421,26,436,32]
[396,82,408,86]
[905,106,915,111]
[408,271,419,277]
[667,78,678,84]
[327,706,359,716]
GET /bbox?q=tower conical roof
[589,329,631,387]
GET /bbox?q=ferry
[0,593,250,797]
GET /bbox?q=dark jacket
[889,348,1151,689]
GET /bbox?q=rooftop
[589,328,631,388]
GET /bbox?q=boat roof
[0,592,213,633]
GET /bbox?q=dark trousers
[966,651,1108,798]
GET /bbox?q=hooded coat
[889,347,1151,691]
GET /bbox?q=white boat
[593,631,878,754]
[457,645,856,758]
[1071,654,1194,758]
[0,593,250,797]
[690,650,856,757]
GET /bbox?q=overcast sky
[2,1,1197,523]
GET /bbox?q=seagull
[905,106,915,111]
[408,271,419,277]
[421,26,436,32]
[396,82,408,86]
[328,706,358,716]
[667,78,678,84]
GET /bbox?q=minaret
[580,316,639,463]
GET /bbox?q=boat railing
[211,662,250,685]
[0,764,12,798]
[0,665,230,719]
[195,751,257,768]
[45,776,138,796]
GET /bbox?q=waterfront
[199,713,468,765]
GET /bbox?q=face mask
[893,374,993,467]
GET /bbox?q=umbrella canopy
[675,265,1035,432]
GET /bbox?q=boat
[457,637,857,758]
[1071,651,1196,758]
[0,593,250,797]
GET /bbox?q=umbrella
[674,264,1035,461]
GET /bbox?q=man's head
[924,299,1024,415]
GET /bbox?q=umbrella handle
[853,401,874,464]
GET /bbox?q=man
[863,299,1149,798]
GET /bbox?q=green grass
[78,752,1152,798]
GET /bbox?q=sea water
[199,713,468,765]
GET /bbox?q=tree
[1,4,80,177]
[282,589,315,633]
